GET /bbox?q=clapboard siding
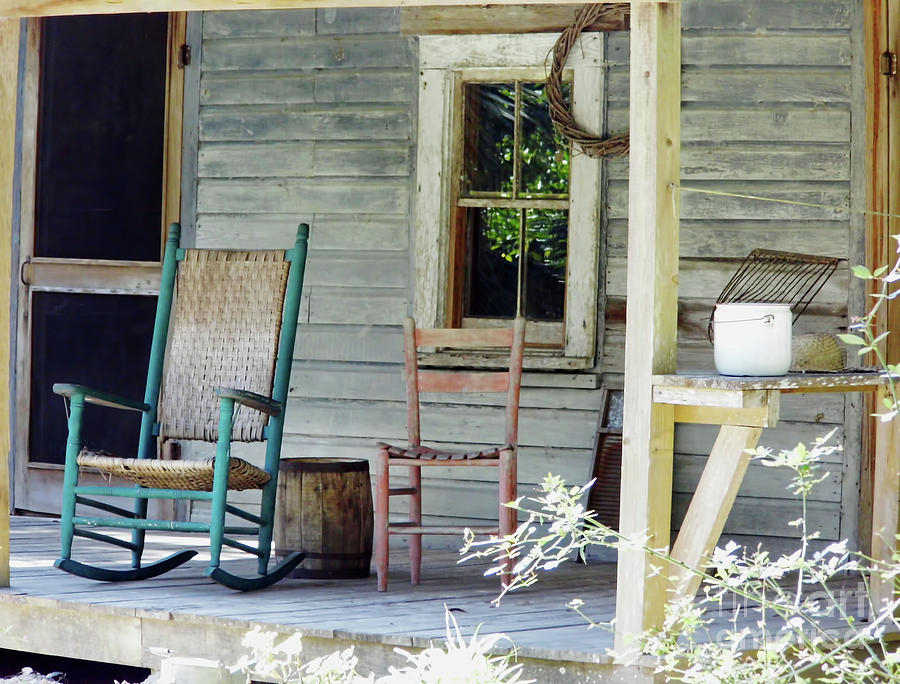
[601,0,856,549]
[196,214,409,251]
[187,2,861,549]
[608,34,852,66]
[607,221,849,259]
[201,70,415,106]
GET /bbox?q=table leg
[669,424,762,598]
[871,385,900,609]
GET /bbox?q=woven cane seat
[376,442,511,461]
[77,448,270,492]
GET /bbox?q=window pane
[465,208,519,318]
[524,209,567,320]
[520,82,570,197]
[462,84,514,195]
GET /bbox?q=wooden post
[614,0,681,656]
[871,385,900,608]
[669,425,763,598]
[0,17,19,589]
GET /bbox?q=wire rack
[707,249,844,342]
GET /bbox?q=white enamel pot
[712,303,792,376]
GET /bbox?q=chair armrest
[52,383,150,412]
[215,388,282,417]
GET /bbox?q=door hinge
[178,44,191,68]
[881,50,897,76]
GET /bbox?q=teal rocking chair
[52,223,309,590]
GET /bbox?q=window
[455,79,570,328]
[414,35,604,368]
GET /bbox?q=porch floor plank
[0,516,871,676]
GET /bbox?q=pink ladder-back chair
[375,316,526,591]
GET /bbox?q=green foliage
[229,611,532,684]
[471,83,570,278]
[461,431,900,682]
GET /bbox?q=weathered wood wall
[605,0,859,548]
[187,0,861,550]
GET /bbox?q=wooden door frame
[11,13,185,514]
[860,0,899,554]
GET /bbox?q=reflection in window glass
[524,209,567,320]
[463,84,514,195]
[465,208,519,318]
[459,79,570,325]
[520,83,570,198]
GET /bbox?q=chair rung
[223,537,264,557]
[389,487,417,496]
[73,528,140,551]
[224,504,264,526]
[75,495,138,519]
[388,524,499,535]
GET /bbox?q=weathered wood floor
[0,517,870,681]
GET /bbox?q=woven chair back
[158,249,290,442]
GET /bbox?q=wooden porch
[0,516,870,682]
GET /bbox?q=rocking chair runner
[53,222,310,590]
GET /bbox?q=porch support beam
[614,0,680,655]
[0,17,18,588]
[3,0,651,19]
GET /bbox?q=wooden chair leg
[375,447,390,592]
[409,464,422,585]
[499,449,517,588]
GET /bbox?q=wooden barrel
[275,457,374,579]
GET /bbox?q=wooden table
[651,371,900,606]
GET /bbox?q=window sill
[419,350,594,372]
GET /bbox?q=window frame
[414,34,604,369]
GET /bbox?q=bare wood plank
[288,363,603,409]
[203,9,315,38]
[610,68,852,105]
[608,180,851,222]
[284,398,597,450]
[303,288,407,325]
[417,371,508,394]
[22,259,161,295]
[674,453,843,503]
[416,327,513,349]
[0,16,18,588]
[202,35,414,72]
[606,257,850,302]
[671,403,777,428]
[418,32,604,70]
[609,33,851,67]
[669,425,762,598]
[163,13,187,234]
[607,146,850,182]
[199,105,411,142]
[400,4,628,35]
[565,49,603,360]
[650,371,887,393]
[680,0,851,30]
[197,178,408,214]
[201,71,413,106]
[608,107,851,143]
[0,0,671,18]
[197,214,408,251]
[412,67,449,330]
[870,387,900,608]
[315,7,401,35]
[653,386,763,408]
[607,220,850,260]
[672,493,841,540]
[615,0,681,655]
[860,0,891,560]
